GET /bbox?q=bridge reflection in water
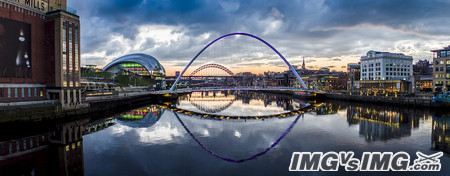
[171,90,316,118]
[1,94,450,175]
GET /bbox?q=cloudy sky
[69,0,450,75]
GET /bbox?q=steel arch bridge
[189,64,234,76]
[170,33,307,91]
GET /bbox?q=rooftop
[361,50,412,60]
[431,45,450,52]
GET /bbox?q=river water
[0,90,449,175]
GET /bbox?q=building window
[441,67,444,71]
[69,22,73,87]
[8,88,11,98]
[447,60,450,65]
[40,88,43,97]
[28,88,31,97]
[63,20,67,87]
[21,88,24,98]
[15,88,18,98]
[0,88,3,98]
[34,88,37,97]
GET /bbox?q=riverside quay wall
[325,94,442,108]
[0,93,166,123]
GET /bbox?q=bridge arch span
[189,64,234,76]
[170,33,307,91]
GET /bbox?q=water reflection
[347,105,421,142]
[0,120,86,176]
[0,91,449,175]
[176,90,312,116]
[115,105,165,128]
[432,117,450,154]
[0,104,165,176]
[173,111,304,163]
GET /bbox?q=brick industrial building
[0,0,81,107]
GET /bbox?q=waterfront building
[431,45,450,93]
[356,51,413,95]
[360,50,413,81]
[347,63,360,91]
[102,53,166,90]
[0,0,81,106]
[298,71,347,91]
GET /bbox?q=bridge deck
[154,87,324,94]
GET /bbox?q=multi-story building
[356,51,413,95]
[431,45,450,93]
[0,0,81,107]
[347,63,360,91]
[360,50,413,81]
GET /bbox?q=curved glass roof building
[103,53,166,89]
[103,53,166,78]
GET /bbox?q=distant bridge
[189,64,234,77]
[156,86,324,96]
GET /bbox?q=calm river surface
[0,90,449,176]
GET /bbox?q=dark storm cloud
[68,0,450,69]
[319,0,450,34]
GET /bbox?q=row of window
[434,67,449,72]
[362,68,411,72]
[434,74,450,79]
[435,81,450,86]
[0,87,44,99]
[62,20,80,87]
[362,72,410,77]
[435,60,450,65]
[361,77,406,81]
[435,51,450,58]
[362,64,411,68]
[0,135,47,156]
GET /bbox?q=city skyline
[69,0,450,75]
